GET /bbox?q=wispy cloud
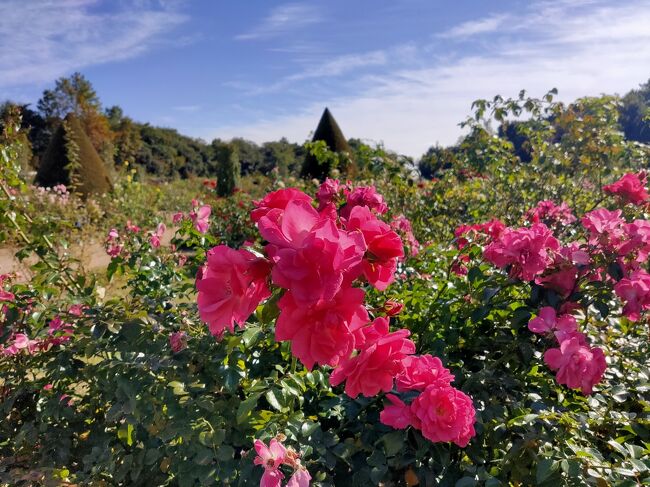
[209,0,650,157]
[439,14,510,39]
[0,0,187,89]
[235,3,323,41]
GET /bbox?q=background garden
[1,73,650,486]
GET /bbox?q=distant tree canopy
[619,78,650,143]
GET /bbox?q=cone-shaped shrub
[214,142,240,196]
[301,108,355,181]
[36,113,112,196]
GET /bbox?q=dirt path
[0,228,176,281]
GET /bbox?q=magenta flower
[380,394,417,429]
[329,317,415,398]
[526,200,576,226]
[614,269,650,321]
[528,307,577,335]
[315,178,341,210]
[251,188,312,223]
[169,331,187,353]
[275,288,369,370]
[254,439,286,486]
[172,212,184,224]
[410,384,476,447]
[190,205,211,234]
[544,337,606,394]
[484,223,560,281]
[149,223,166,248]
[342,185,388,217]
[603,172,649,205]
[196,245,271,336]
[286,469,311,487]
[396,354,454,392]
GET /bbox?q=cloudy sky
[1,0,649,156]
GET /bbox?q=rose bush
[1,96,649,486]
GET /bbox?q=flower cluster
[1,314,75,356]
[196,183,477,460]
[33,184,70,206]
[457,173,650,395]
[253,436,311,487]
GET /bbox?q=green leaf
[536,458,557,483]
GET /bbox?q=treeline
[0,73,307,180]
[419,80,650,179]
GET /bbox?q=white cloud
[0,0,186,89]
[439,14,510,38]
[235,3,322,41]
[209,0,650,157]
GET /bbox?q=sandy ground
[0,227,176,281]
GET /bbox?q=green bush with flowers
[0,92,649,487]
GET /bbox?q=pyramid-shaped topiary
[36,113,112,196]
[301,108,355,181]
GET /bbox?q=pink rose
[396,354,454,392]
[254,438,286,487]
[251,188,312,223]
[316,178,341,210]
[197,245,271,336]
[526,200,576,226]
[379,394,417,429]
[603,172,649,205]
[484,223,560,281]
[345,205,404,290]
[341,185,388,218]
[329,317,415,398]
[172,212,184,224]
[286,469,311,487]
[544,337,606,394]
[528,307,577,335]
[190,205,211,234]
[614,269,650,321]
[275,288,369,370]
[410,385,476,447]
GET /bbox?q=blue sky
[1,0,650,156]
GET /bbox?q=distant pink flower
[251,188,312,223]
[107,228,119,240]
[410,385,476,447]
[67,304,84,316]
[391,215,420,256]
[345,205,404,290]
[396,354,454,392]
[380,394,417,429]
[2,333,39,356]
[172,212,184,224]
[620,219,650,262]
[484,223,560,281]
[536,267,578,297]
[189,205,211,234]
[614,269,650,321]
[191,198,199,208]
[455,219,505,249]
[149,223,166,248]
[125,220,140,233]
[0,288,14,302]
[603,172,649,205]
[276,288,369,370]
[329,317,415,398]
[544,337,606,394]
[197,245,271,336]
[528,307,577,335]
[169,331,187,353]
[43,384,53,391]
[526,200,576,226]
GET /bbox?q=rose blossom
[527,307,577,335]
[603,172,649,205]
[197,245,271,336]
[251,188,312,223]
[379,394,417,429]
[613,269,650,321]
[396,354,455,392]
[254,439,286,487]
[410,385,476,447]
[544,337,607,394]
[169,331,187,353]
[275,288,369,370]
[190,205,211,234]
[329,317,415,398]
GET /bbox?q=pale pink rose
[286,469,311,487]
[254,438,286,486]
[191,205,211,234]
[544,337,607,394]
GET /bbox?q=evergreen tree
[214,141,240,196]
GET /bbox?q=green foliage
[302,108,355,181]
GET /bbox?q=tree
[213,141,240,196]
[619,79,650,143]
[37,73,114,166]
[301,108,354,181]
